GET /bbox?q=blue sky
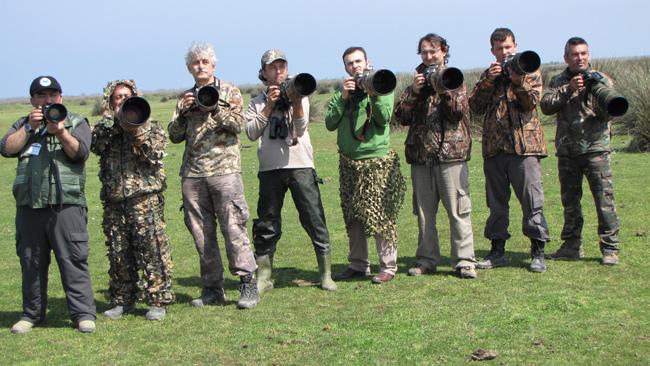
[1,0,648,99]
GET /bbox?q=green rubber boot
[317,254,337,291]
[256,254,274,294]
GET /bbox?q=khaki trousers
[411,162,476,269]
[346,220,397,275]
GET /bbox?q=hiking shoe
[371,272,394,284]
[103,304,135,320]
[407,265,435,276]
[77,320,96,333]
[191,288,226,307]
[237,278,260,310]
[457,266,477,279]
[10,320,34,334]
[476,252,508,269]
[145,307,166,321]
[547,242,584,260]
[602,252,619,266]
[530,256,547,273]
[333,268,369,281]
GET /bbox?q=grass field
[0,92,648,365]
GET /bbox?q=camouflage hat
[101,79,140,115]
[260,49,287,68]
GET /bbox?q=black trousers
[252,168,331,257]
[15,205,96,324]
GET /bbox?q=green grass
[0,95,649,365]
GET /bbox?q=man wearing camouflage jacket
[168,42,259,309]
[91,79,174,321]
[541,37,621,265]
[469,28,550,273]
[395,33,477,279]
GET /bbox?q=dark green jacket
[1,113,90,208]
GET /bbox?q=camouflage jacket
[394,65,472,165]
[91,117,167,203]
[540,67,614,157]
[469,69,547,159]
[168,79,244,177]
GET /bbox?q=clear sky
[1,0,648,99]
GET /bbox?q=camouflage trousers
[558,153,620,252]
[339,150,406,248]
[103,193,174,307]
[181,174,257,291]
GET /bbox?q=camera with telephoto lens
[501,50,541,76]
[422,64,464,92]
[354,67,397,96]
[581,71,629,117]
[275,73,317,111]
[42,103,68,123]
[194,85,220,111]
[117,96,151,127]
[268,115,289,140]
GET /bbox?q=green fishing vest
[12,113,87,208]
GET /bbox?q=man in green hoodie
[325,47,406,284]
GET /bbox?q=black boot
[530,239,547,273]
[476,240,508,269]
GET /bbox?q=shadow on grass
[0,296,106,329]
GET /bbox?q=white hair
[185,42,218,66]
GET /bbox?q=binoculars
[42,103,68,123]
[268,115,289,140]
[117,96,151,127]
[582,71,629,117]
[194,85,220,110]
[501,50,541,76]
[423,65,464,92]
[281,73,317,100]
[355,68,397,96]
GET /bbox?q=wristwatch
[23,123,34,134]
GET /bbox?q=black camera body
[581,71,605,88]
[42,103,67,123]
[268,115,289,140]
[581,71,629,117]
[422,64,464,92]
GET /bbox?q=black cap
[29,76,62,97]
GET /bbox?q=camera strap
[46,135,64,208]
[346,93,372,141]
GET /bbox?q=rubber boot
[256,254,274,294]
[530,239,547,273]
[317,253,337,291]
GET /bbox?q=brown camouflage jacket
[91,117,167,203]
[168,79,244,177]
[469,69,547,159]
[541,67,614,157]
[394,65,472,165]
